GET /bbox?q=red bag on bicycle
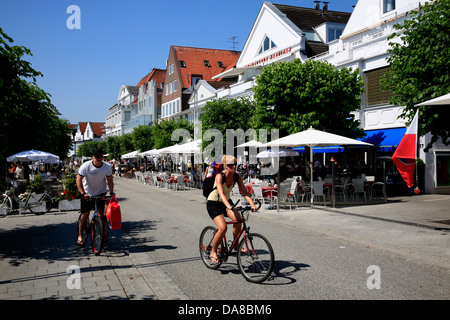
[105,194,121,230]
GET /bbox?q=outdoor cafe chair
[311,181,328,203]
[352,178,368,201]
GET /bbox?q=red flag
[392,111,418,188]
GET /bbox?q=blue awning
[293,127,406,154]
[359,127,406,152]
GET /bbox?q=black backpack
[203,172,239,198]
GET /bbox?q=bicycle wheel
[237,233,275,283]
[28,193,52,215]
[0,197,13,216]
[91,216,104,255]
[199,226,225,269]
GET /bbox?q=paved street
[0,176,449,301]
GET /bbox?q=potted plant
[57,171,81,211]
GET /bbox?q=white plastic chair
[311,181,328,203]
[352,179,367,201]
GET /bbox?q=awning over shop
[359,127,406,152]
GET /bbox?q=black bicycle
[78,195,111,255]
[199,199,275,283]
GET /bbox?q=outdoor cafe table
[245,184,277,199]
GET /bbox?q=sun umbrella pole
[310,145,313,204]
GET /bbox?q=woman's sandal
[210,256,220,264]
[76,239,85,247]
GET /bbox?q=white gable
[342,0,427,38]
[236,2,304,69]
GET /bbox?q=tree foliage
[78,119,194,159]
[200,97,257,151]
[381,0,450,150]
[251,59,365,139]
[0,27,73,169]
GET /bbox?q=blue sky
[0,0,355,124]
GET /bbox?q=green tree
[251,59,365,139]
[150,119,194,149]
[105,135,122,160]
[131,125,153,152]
[381,0,450,150]
[77,141,106,158]
[200,97,258,152]
[0,27,73,173]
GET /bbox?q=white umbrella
[169,140,202,154]
[257,148,299,158]
[236,139,264,148]
[263,127,373,204]
[121,150,140,159]
[140,149,160,156]
[416,93,450,106]
[7,149,60,163]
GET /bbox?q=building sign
[245,47,292,67]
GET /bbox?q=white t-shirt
[78,160,112,196]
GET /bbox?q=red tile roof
[172,46,240,88]
[76,122,105,138]
[136,68,166,88]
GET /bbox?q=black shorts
[80,193,107,213]
[206,199,234,220]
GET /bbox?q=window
[177,100,180,113]
[170,82,172,94]
[165,85,168,96]
[179,60,186,68]
[204,60,211,67]
[258,35,276,55]
[218,61,224,68]
[365,67,394,106]
[436,153,450,187]
[328,29,343,42]
[192,75,202,86]
[174,80,177,92]
[383,0,395,13]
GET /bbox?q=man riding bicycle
[76,148,114,247]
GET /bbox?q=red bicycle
[199,200,275,283]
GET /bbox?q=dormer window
[258,35,276,55]
[383,0,395,13]
[179,60,186,68]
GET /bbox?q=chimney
[314,1,321,9]
[322,1,329,11]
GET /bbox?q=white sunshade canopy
[235,139,264,148]
[140,149,160,156]
[263,127,373,148]
[168,140,202,154]
[121,150,140,159]
[7,149,60,163]
[416,93,450,106]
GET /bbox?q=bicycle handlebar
[231,199,262,212]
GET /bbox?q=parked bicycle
[78,195,112,255]
[0,180,52,216]
[199,199,275,283]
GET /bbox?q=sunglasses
[227,163,237,167]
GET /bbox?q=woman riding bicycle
[206,155,257,264]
